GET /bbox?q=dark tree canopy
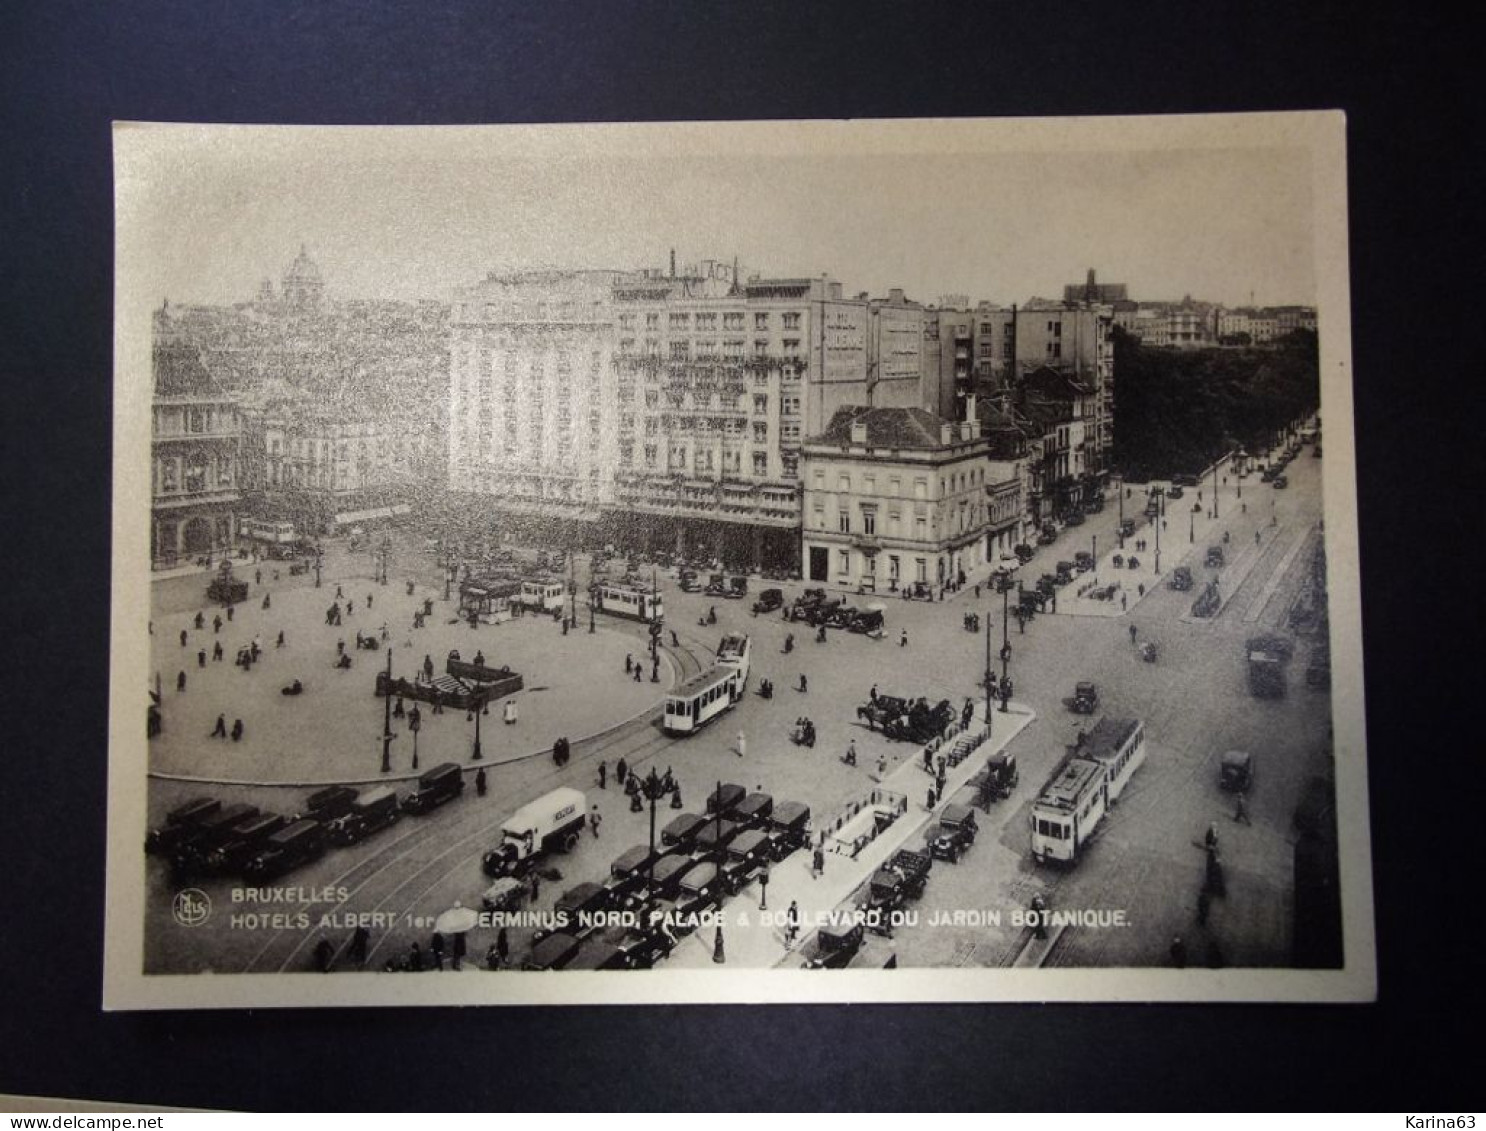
[1111,328,1319,480]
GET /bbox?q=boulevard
[143,435,1334,975]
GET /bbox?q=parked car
[1119,518,1137,537]
[1065,511,1085,527]
[1169,565,1193,590]
[752,588,784,614]
[1273,476,1288,489]
[1072,681,1100,714]
[1167,486,1184,500]
[1205,546,1225,568]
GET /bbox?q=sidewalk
[667,701,1036,969]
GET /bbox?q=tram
[593,582,664,623]
[1029,717,1146,864]
[518,578,567,614]
[714,633,752,688]
[662,664,744,735]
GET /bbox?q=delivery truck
[482,787,588,878]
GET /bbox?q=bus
[1030,717,1146,864]
[714,633,752,690]
[662,664,744,736]
[594,582,664,623]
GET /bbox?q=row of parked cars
[146,763,468,883]
[517,786,813,971]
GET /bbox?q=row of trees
[1110,327,1321,481]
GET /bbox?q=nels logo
[172,888,212,928]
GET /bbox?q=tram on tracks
[662,634,751,736]
[517,578,567,614]
[1029,716,1146,864]
[593,581,664,623]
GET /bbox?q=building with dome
[280,244,325,310]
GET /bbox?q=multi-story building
[866,289,929,411]
[150,327,242,569]
[1016,365,1098,521]
[1215,304,1317,346]
[800,406,990,592]
[447,263,876,570]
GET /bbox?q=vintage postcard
[106,113,1372,1008]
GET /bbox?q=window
[889,475,901,496]
[754,339,769,357]
[724,312,744,330]
[669,313,690,330]
[862,509,876,536]
[644,444,658,468]
[838,549,850,573]
[695,312,717,331]
[782,396,800,415]
[838,511,850,533]
[916,558,927,582]
[753,422,768,443]
[671,340,690,359]
[619,313,636,330]
[753,452,768,476]
[864,474,875,493]
[753,395,768,415]
[781,455,798,479]
[782,312,801,330]
[889,555,900,579]
[837,474,850,493]
[889,510,901,536]
[915,516,927,540]
[914,478,927,500]
[782,338,801,356]
[755,312,770,330]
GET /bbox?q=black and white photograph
[105,114,1372,1009]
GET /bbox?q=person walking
[179,629,188,648]
[1129,623,1138,645]
[230,719,244,742]
[798,673,808,693]
[1121,593,1128,612]
[1205,823,1220,853]
[589,805,602,838]
[194,611,205,630]
[430,932,445,971]
[348,925,369,968]
[210,714,227,738]
[503,698,518,725]
[877,754,888,778]
[812,845,825,880]
[900,629,908,648]
[177,670,187,693]
[474,767,487,797]
[226,605,234,622]
[213,614,223,634]
[495,927,510,968]
[451,931,467,971]
[846,739,858,766]
[616,757,628,787]
[197,648,207,668]
[598,761,607,789]
[736,731,746,758]
[784,900,800,947]
[1233,790,1251,825]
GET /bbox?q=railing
[821,787,908,860]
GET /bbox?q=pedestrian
[179,629,188,648]
[262,593,271,611]
[495,927,510,968]
[381,623,389,642]
[348,925,369,968]
[736,731,746,758]
[430,932,445,971]
[475,767,487,797]
[231,719,244,741]
[926,784,937,810]
[335,584,343,599]
[812,845,825,879]
[1170,935,1188,968]
[367,594,373,609]
[877,754,887,778]
[407,942,424,972]
[975,584,981,599]
[1205,823,1219,852]
[194,611,204,630]
[589,806,602,838]
[529,872,540,902]
[227,605,234,621]
[313,938,335,973]
[870,684,878,703]
[1197,888,1211,926]
[452,931,467,971]
[1030,893,1048,940]
[212,641,223,662]
[503,698,517,724]
[211,714,227,738]
[1137,583,1145,598]
[1234,790,1251,825]
[616,757,628,786]
[198,649,207,668]
[276,630,284,648]
[671,629,679,647]
[900,629,908,647]
[214,614,223,634]
[625,653,633,675]
[758,868,769,908]
[633,666,641,683]
[176,670,187,693]
[598,761,607,789]
[785,900,800,947]
[798,673,808,693]
[847,739,858,765]
[1121,593,1127,611]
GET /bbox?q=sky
[118,120,1319,311]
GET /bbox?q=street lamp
[1212,458,1220,520]
[1191,502,1199,543]
[313,540,323,589]
[1153,488,1163,576]
[470,688,489,761]
[380,649,395,774]
[639,767,669,916]
[409,707,421,770]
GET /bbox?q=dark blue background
[0,0,1475,1111]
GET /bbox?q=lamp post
[1153,488,1163,576]
[313,540,323,589]
[377,536,391,586]
[1235,447,1246,500]
[984,616,993,723]
[409,707,421,770]
[1190,502,1199,544]
[470,689,486,761]
[1212,457,1220,520]
[1091,533,1098,582]
[640,767,668,916]
[380,649,395,774]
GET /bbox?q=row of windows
[620,311,803,332]
[817,467,984,498]
[831,550,928,583]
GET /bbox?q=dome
[284,244,322,285]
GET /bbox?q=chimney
[850,419,869,446]
[966,392,977,424]
[940,422,954,446]
[889,288,905,304]
[960,420,979,441]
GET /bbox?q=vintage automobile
[1054,562,1076,585]
[648,854,701,902]
[145,797,222,856]
[242,819,327,882]
[1065,511,1085,527]
[523,932,581,971]
[1206,546,1226,568]
[726,576,748,600]
[1119,518,1137,538]
[752,588,784,614]
[565,942,630,971]
[401,762,465,815]
[1273,476,1289,489]
[732,792,774,829]
[203,813,288,876]
[1036,528,1058,546]
[1166,486,1185,500]
[692,817,745,860]
[1071,681,1100,714]
[661,812,708,850]
[1036,574,1058,596]
[848,608,886,636]
[300,785,359,825]
[604,844,665,907]
[326,786,402,846]
[1220,749,1255,792]
[672,862,724,928]
[705,782,747,818]
[1169,565,1194,591]
[718,828,773,895]
[170,803,262,878]
[972,750,1019,804]
[537,882,611,943]
[678,569,703,593]
[925,803,979,863]
[480,876,527,913]
[1013,543,1035,563]
[1074,551,1095,573]
[767,801,811,860]
[804,921,866,969]
[619,900,680,969]
[704,573,729,597]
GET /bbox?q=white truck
[482,787,588,878]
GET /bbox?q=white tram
[1030,717,1146,864]
[594,582,664,623]
[518,578,567,614]
[714,633,752,689]
[662,665,743,735]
